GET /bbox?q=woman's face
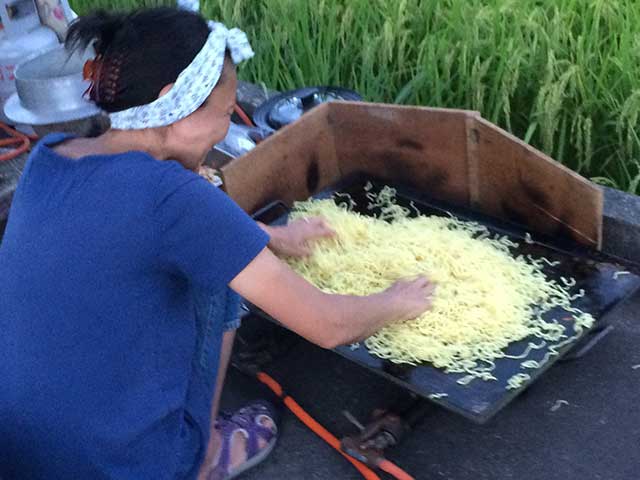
[165,61,238,171]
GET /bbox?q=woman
[0,8,434,480]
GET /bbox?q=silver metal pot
[3,45,101,125]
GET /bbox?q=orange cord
[284,395,382,480]
[234,103,255,127]
[0,137,24,147]
[257,371,415,480]
[379,460,415,480]
[257,372,380,480]
[0,122,32,162]
[0,122,39,141]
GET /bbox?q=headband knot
[107,21,253,130]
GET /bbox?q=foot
[204,401,278,480]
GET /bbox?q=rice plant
[70,0,173,15]
[69,0,640,193]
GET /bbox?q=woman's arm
[230,247,435,349]
[257,217,335,257]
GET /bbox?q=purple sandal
[207,401,279,480]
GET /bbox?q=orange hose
[234,103,255,127]
[0,122,32,162]
[256,372,381,480]
[256,371,284,396]
[257,371,417,480]
[0,137,23,147]
[0,122,29,139]
[379,459,415,480]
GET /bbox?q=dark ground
[222,288,640,480]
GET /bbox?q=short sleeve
[155,166,269,290]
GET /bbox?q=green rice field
[69,0,640,194]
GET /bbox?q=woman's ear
[157,83,174,99]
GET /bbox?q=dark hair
[65,8,210,113]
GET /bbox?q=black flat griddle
[250,174,640,423]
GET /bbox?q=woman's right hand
[383,276,436,322]
[231,248,438,349]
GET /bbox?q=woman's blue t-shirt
[0,134,269,479]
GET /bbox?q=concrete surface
[223,287,640,480]
[603,187,640,265]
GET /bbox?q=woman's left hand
[261,217,336,258]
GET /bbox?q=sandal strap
[209,401,278,479]
[212,417,237,477]
[235,401,275,420]
[227,418,273,458]
[228,404,277,458]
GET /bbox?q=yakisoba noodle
[285,185,595,383]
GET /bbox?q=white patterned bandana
[108,21,253,130]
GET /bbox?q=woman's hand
[383,276,436,323]
[259,217,336,258]
[230,248,437,349]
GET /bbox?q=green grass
[70,0,173,15]
[70,0,640,194]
